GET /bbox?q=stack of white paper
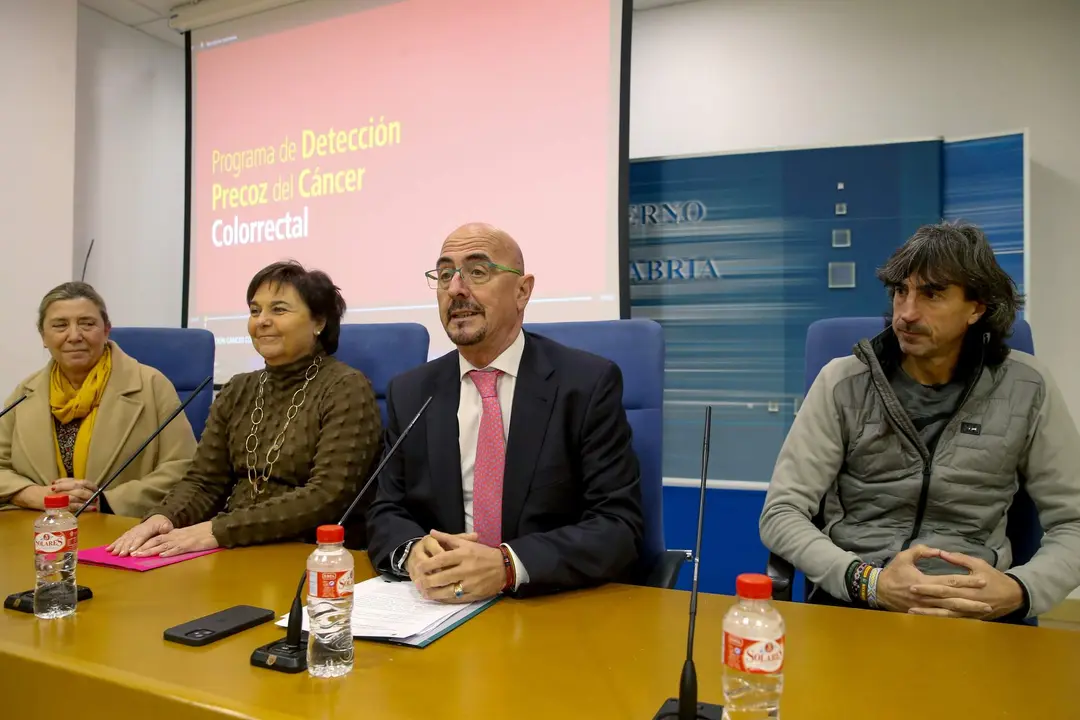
[276,576,496,647]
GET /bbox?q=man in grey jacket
[760,221,1080,621]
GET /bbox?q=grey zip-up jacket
[760,329,1080,617]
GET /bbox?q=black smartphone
[4,585,93,614]
[163,604,275,647]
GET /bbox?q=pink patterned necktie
[468,368,505,547]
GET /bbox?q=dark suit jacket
[366,332,644,596]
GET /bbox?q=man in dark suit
[366,222,644,601]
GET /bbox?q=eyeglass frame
[424,261,523,290]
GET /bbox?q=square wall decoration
[828,262,856,289]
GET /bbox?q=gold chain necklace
[244,356,322,499]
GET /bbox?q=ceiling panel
[81,0,162,25]
[137,17,185,47]
[136,0,182,13]
[81,0,698,50]
[80,0,184,46]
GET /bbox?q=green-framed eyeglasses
[425,261,522,290]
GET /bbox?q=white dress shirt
[392,330,529,589]
[458,330,529,588]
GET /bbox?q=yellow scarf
[50,345,112,479]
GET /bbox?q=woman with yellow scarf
[0,283,197,516]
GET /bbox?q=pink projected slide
[191,0,611,322]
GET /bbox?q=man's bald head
[434,222,534,367]
[441,222,525,273]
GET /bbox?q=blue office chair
[524,319,686,590]
[108,327,215,439]
[767,317,1042,616]
[334,323,430,426]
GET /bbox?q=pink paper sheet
[77,545,222,571]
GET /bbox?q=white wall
[631,0,1080,599]
[0,2,78,393]
[74,7,186,330]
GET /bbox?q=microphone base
[4,585,93,614]
[652,698,724,720]
[251,636,308,674]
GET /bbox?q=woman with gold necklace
[0,283,196,515]
[107,261,381,557]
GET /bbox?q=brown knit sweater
[151,352,381,547]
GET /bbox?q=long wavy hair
[876,221,1024,366]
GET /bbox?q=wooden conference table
[1,513,1078,719]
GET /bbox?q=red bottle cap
[735,573,773,600]
[44,494,70,509]
[316,525,344,544]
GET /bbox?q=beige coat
[0,341,197,517]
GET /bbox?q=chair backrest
[108,327,215,439]
[805,316,1041,568]
[523,320,666,570]
[334,323,431,426]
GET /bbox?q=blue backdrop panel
[630,141,942,485]
[663,486,772,593]
[638,135,1025,597]
[943,133,1025,304]
[633,141,942,595]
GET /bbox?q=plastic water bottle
[34,494,79,619]
[306,524,354,677]
[723,573,784,719]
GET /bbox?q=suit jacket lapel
[86,345,144,484]
[425,355,465,533]
[18,371,61,483]
[502,334,555,538]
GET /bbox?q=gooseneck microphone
[74,376,213,517]
[654,406,724,720]
[0,394,28,420]
[251,395,434,673]
[3,377,212,614]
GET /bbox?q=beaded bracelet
[846,561,879,606]
[866,567,882,609]
[845,560,862,601]
[858,563,873,603]
[847,561,867,602]
[499,545,516,591]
